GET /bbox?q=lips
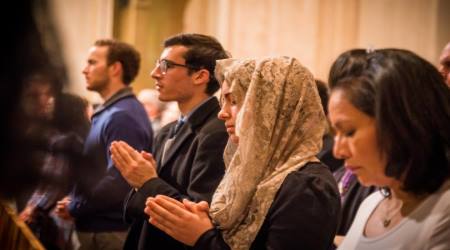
[226,125,235,134]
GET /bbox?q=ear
[192,69,210,86]
[108,61,123,78]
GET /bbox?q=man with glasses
[110,33,230,249]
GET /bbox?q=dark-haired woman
[328,49,450,249]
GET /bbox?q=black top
[193,162,340,250]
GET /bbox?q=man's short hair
[94,39,141,85]
[163,33,230,95]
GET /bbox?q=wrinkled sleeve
[258,166,340,250]
[194,164,340,250]
[124,129,228,221]
[69,111,151,217]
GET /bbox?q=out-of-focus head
[53,93,90,139]
[315,79,329,116]
[137,88,166,119]
[1,0,66,199]
[329,48,450,194]
[21,73,56,120]
[439,42,450,87]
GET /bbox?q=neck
[100,80,127,101]
[178,93,210,116]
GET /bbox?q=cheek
[352,131,386,175]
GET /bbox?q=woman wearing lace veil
[144,56,340,250]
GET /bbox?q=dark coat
[123,97,228,250]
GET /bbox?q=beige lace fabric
[210,56,327,249]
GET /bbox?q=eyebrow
[330,119,352,130]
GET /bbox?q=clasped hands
[144,195,215,246]
[110,141,157,189]
[111,141,214,246]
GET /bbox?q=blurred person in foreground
[0,0,66,205]
[137,88,166,135]
[20,93,90,249]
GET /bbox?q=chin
[230,135,239,144]
[86,85,95,91]
[355,175,374,187]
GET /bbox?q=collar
[184,96,215,119]
[93,87,135,117]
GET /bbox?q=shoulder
[198,116,226,134]
[274,162,339,208]
[283,162,337,190]
[421,179,450,222]
[424,181,450,248]
[189,97,224,133]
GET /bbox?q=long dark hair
[330,49,450,195]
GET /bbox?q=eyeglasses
[155,59,194,75]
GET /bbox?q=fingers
[197,201,210,211]
[110,141,128,171]
[149,216,173,235]
[182,199,198,212]
[182,199,209,213]
[146,195,185,210]
[115,141,135,164]
[145,197,180,230]
[111,141,142,170]
[120,141,142,159]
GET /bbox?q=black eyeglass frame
[155,59,199,74]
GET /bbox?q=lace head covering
[210,56,327,249]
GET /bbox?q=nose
[333,134,350,160]
[82,65,88,75]
[217,107,230,121]
[150,65,162,79]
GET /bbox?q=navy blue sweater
[69,87,152,232]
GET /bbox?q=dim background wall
[50,0,450,102]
